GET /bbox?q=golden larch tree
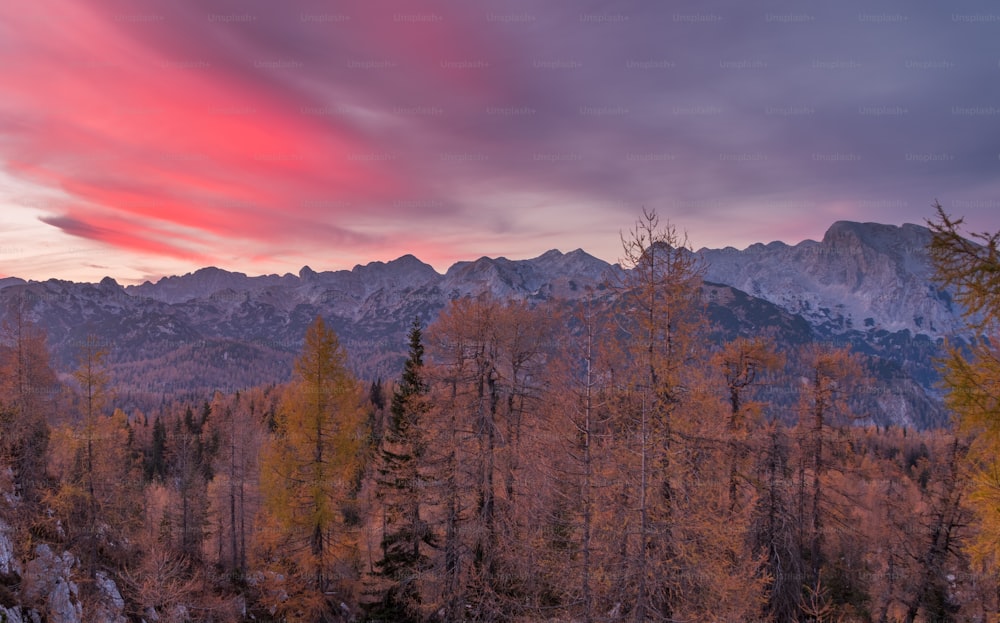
[928,203,1000,605]
[257,316,365,622]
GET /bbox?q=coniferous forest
[2,206,1000,623]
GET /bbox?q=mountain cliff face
[698,221,960,337]
[0,222,968,428]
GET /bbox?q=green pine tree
[366,318,436,622]
[145,416,167,482]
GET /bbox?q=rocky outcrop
[0,605,28,623]
[93,572,127,623]
[0,519,19,578]
[698,221,964,337]
[21,545,81,623]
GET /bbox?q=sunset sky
[2,0,999,284]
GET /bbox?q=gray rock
[0,605,24,623]
[21,545,81,623]
[0,519,20,576]
[92,571,127,623]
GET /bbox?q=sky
[1,0,999,284]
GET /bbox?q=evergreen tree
[366,318,435,622]
[367,378,387,450]
[370,378,386,412]
[144,416,167,482]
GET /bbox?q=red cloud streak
[0,0,460,269]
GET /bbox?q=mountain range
[0,221,965,428]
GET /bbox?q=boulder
[21,545,81,623]
[93,572,127,623]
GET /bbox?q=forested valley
[1,208,999,623]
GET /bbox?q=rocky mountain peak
[822,220,931,253]
[0,277,26,290]
[299,265,318,281]
[699,220,957,337]
[368,254,439,280]
[388,253,435,270]
[0,221,969,428]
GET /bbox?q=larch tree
[901,438,969,623]
[795,344,862,601]
[540,292,621,622]
[713,336,782,512]
[258,316,365,622]
[366,317,435,622]
[927,203,1000,605]
[0,296,57,510]
[750,420,803,623]
[75,333,112,578]
[712,337,784,620]
[91,408,145,566]
[612,208,703,621]
[207,390,264,580]
[422,295,550,622]
[422,300,474,622]
[567,296,605,623]
[460,295,505,614]
[47,405,144,579]
[489,297,553,614]
[663,348,771,622]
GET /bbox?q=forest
[1,207,999,623]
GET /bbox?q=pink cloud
[4,0,998,282]
[1,0,625,281]
[39,212,212,263]
[0,0,434,262]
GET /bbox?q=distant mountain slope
[0,223,968,428]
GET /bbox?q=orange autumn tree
[794,343,863,615]
[257,316,365,622]
[0,296,57,509]
[537,292,619,623]
[928,203,1000,597]
[610,209,703,621]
